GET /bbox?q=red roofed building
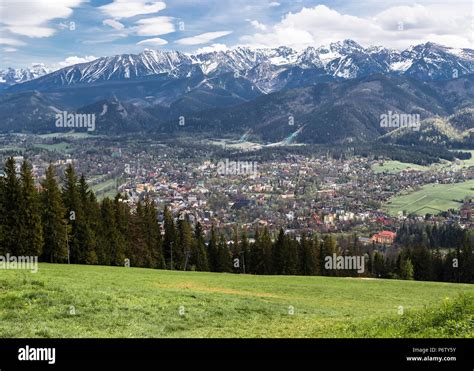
[371,231,396,245]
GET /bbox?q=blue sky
[1,0,472,69]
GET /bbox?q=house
[371,231,396,245]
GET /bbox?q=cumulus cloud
[176,31,232,46]
[136,37,168,46]
[0,0,83,38]
[100,0,166,19]
[103,19,125,30]
[134,16,175,36]
[247,19,267,31]
[57,55,97,68]
[239,4,473,50]
[195,43,228,54]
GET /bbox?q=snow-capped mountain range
[3,40,473,94]
[0,63,51,88]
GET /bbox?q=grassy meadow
[372,161,430,174]
[0,264,472,338]
[384,179,474,216]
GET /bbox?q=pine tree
[18,160,43,256]
[129,201,148,267]
[400,255,414,280]
[40,165,68,263]
[77,175,98,264]
[313,235,321,275]
[250,227,264,274]
[62,164,82,263]
[321,235,337,276]
[193,222,209,271]
[140,198,164,268]
[177,216,193,270]
[239,228,250,274]
[98,198,126,266]
[372,251,386,278]
[217,234,232,272]
[162,206,177,269]
[0,157,21,255]
[287,236,300,275]
[207,225,219,272]
[261,227,273,274]
[272,228,286,275]
[300,234,317,275]
[114,194,132,266]
[412,245,433,281]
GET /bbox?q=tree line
[0,158,472,283]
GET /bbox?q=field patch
[384,180,474,216]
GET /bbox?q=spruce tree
[300,234,317,275]
[129,201,148,267]
[287,236,300,275]
[217,234,232,272]
[207,225,219,272]
[250,227,264,274]
[0,157,21,255]
[193,222,209,271]
[400,257,414,280]
[40,165,68,263]
[272,228,286,275]
[77,175,98,264]
[239,228,250,274]
[162,206,177,269]
[177,216,192,270]
[62,164,82,263]
[261,227,273,274]
[18,160,43,257]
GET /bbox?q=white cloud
[3,47,17,52]
[57,55,97,68]
[247,19,267,31]
[103,19,125,31]
[0,37,26,46]
[195,43,228,54]
[269,2,280,7]
[137,37,168,46]
[176,31,232,45]
[100,0,166,19]
[239,4,473,50]
[6,26,56,38]
[0,0,84,38]
[134,16,175,36]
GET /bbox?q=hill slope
[0,264,472,338]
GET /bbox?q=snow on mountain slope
[3,40,473,94]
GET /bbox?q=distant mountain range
[0,63,50,89]
[0,40,473,145]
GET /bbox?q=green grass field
[384,180,474,216]
[91,179,119,200]
[372,161,430,174]
[34,142,73,154]
[0,264,472,338]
